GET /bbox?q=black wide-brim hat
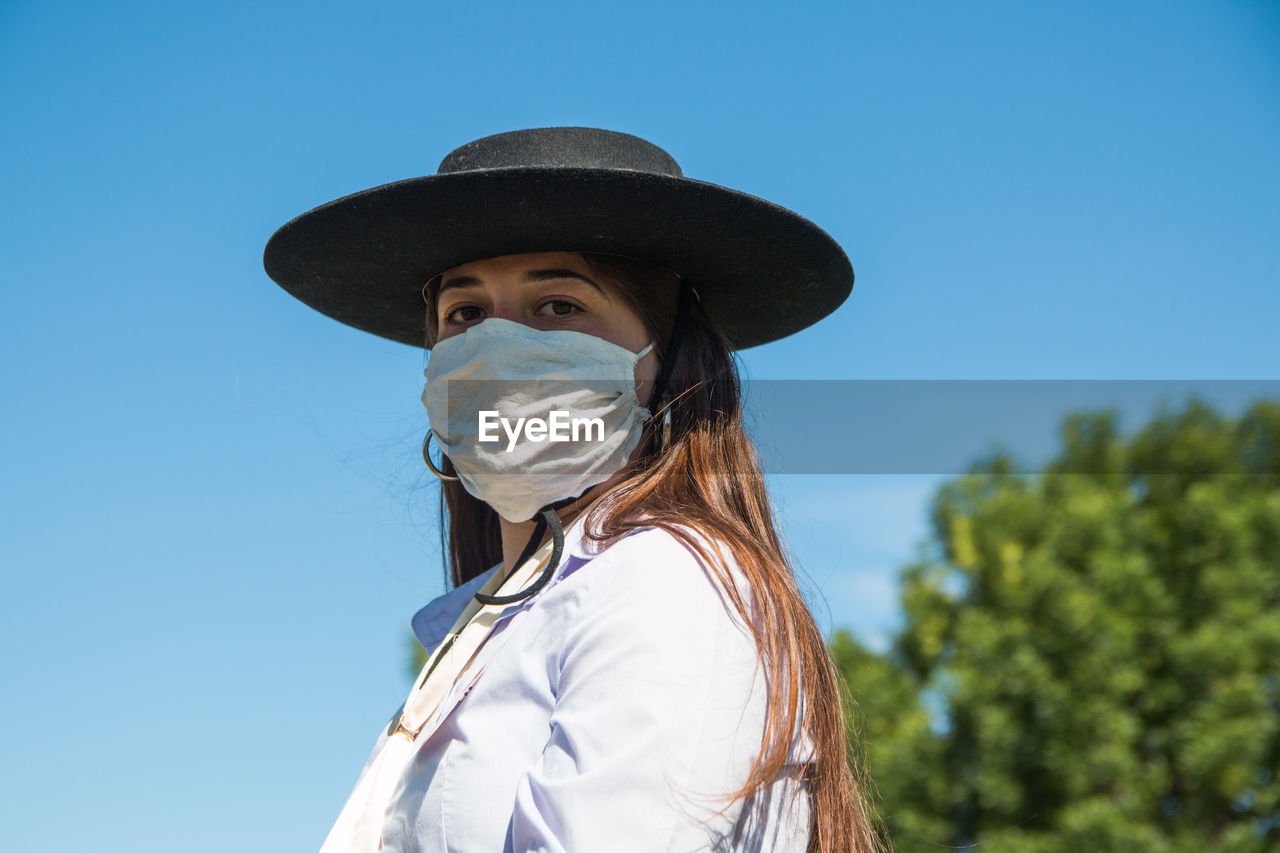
[263,127,853,350]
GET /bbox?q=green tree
[838,398,1280,852]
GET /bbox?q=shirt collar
[410,510,606,650]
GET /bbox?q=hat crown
[437,127,684,178]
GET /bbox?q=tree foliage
[836,398,1280,852]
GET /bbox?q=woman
[264,127,882,853]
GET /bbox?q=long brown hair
[422,253,884,853]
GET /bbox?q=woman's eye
[444,304,483,324]
[538,300,580,318]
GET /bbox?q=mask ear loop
[474,281,698,608]
[648,281,697,452]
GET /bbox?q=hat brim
[263,168,853,350]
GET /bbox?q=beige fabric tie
[398,533,556,737]
[319,523,569,853]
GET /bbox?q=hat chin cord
[471,281,697,606]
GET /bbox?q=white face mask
[421,318,654,523]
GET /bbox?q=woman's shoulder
[551,522,761,659]
[567,522,817,767]
[567,522,750,610]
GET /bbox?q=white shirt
[337,520,812,852]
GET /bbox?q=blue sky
[2,1,1277,849]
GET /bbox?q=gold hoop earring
[422,431,460,481]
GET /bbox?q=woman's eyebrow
[438,275,480,296]
[522,269,604,294]
[438,269,604,298]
